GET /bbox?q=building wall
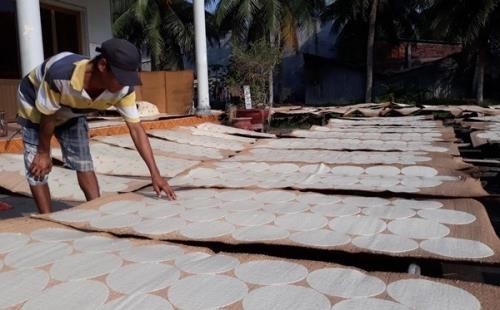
[43,0,113,56]
[278,20,336,103]
[0,0,113,121]
[304,55,470,105]
[375,41,463,72]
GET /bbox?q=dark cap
[95,38,142,86]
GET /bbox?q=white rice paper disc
[180,198,220,210]
[420,238,494,258]
[168,274,248,309]
[220,200,263,212]
[30,228,87,242]
[176,189,218,200]
[254,190,297,203]
[225,211,275,226]
[365,166,401,176]
[216,190,256,201]
[362,206,416,220]
[0,269,49,308]
[389,185,420,193]
[132,218,186,235]
[5,242,72,268]
[289,230,351,247]
[311,204,361,217]
[401,177,442,188]
[329,216,387,236]
[90,214,142,229]
[98,294,173,310]
[243,285,331,310]
[326,176,359,186]
[243,162,271,172]
[179,221,235,239]
[99,200,146,215]
[275,213,328,231]
[50,253,122,281]
[388,218,449,239]
[391,199,443,210]
[73,236,132,253]
[296,193,342,205]
[180,208,227,222]
[307,268,386,298]
[359,176,385,187]
[119,244,184,263]
[106,263,180,294]
[188,167,218,178]
[401,166,438,177]
[138,205,184,219]
[332,298,410,310]
[22,280,109,310]
[232,225,289,242]
[297,164,319,173]
[342,197,389,207]
[268,163,300,173]
[175,253,240,274]
[353,234,418,253]
[387,279,481,310]
[235,260,308,285]
[50,210,101,223]
[417,209,476,225]
[417,178,443,188]
[0,233,30,253]
[265,202,310,214]
[330,166,365,176]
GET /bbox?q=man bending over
[17,38,176,213]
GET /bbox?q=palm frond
[135,0,150,25]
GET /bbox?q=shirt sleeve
[115,89,140,123]
[35,78,61,116]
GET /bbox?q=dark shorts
[23,117,94,186]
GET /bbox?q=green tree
[322,0,425,102]
[112,0,218,70]
[427,0,500,103]
[226,39,281,106]
[211,0,324,104]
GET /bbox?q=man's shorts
[23,117,94,186]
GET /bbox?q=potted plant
[226,39,281,131]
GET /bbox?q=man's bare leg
[29,184,52,214]
[77,171,100,201]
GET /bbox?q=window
[41,4,82,57]
[0,1,82,79]
[0,0,21,79]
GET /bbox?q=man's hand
[30,152,52,181]
[152,175,177,200]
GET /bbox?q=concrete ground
[0,191,75,219]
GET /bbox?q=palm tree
[211,0,324,104]
[322,0,424,102]
[427,0,500,104]
[112,0,218,70]
[366,0,379,103]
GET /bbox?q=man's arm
[30,114,56,180]
[127,121,176,200]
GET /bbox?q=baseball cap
[95,38,142,86]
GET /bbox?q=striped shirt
[17,52,140,127]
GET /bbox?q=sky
[185,0,219,13]
[207,1,219,13]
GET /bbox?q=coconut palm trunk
[476,47,488,104]
[269,32,276,105]
[365,0,379,103]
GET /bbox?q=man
[17,38,176,214]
